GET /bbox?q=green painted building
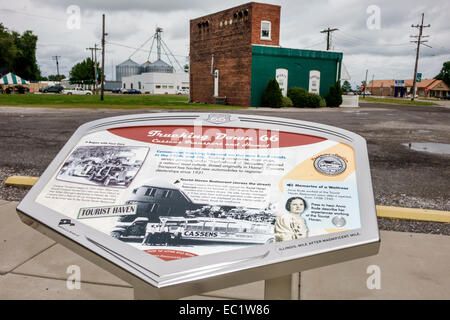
[250,45,343,107]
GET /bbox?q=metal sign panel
[17,113,379,298]
[275,68,288,97]
[394,80,405,87]
[308,70,320,94]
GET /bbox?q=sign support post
[264,273,300,300]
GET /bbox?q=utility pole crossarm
[320,27,339,51]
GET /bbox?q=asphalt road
[0,102,449,234]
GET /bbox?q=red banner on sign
[145,249,198,261]
[108,126,326,149]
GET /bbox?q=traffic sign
[416,73,422,83]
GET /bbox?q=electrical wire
[106,40,188,58]
[0,8,97,25]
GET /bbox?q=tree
[261,78,283,108]
[325,81,343,107]
[47,74,66,81]
[0,24,17,76]
[69,58,99,83]
[342,80,352,92]
[12,30,41,81]
[0,23,41,80]
[435,61,450,86]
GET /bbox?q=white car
[62,87,93,95]
[176,89,189,95]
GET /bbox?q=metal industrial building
[116,59,141,82]
[116,27,189,94]
[190,2,343,107]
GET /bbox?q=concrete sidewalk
[1,200,449,300]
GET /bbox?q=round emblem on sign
[314,154,346,176]
[332,216,346,227]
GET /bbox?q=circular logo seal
[332,216,347,227]
[314,154,347,176]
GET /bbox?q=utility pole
[371,74,375,95]
[320,27,339,51]
[363,69,368,98]
[86,45,101,93]
[101,14,107,101]
[52,56,61,81]
[410,13,431,101]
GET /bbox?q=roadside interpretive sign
[17,113,380,298]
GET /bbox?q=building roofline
[252,44,343,59]
[190,2,281,22]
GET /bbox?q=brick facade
[190,2,281,106]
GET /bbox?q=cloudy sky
[1,0,449,87]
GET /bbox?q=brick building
[190,2,343,107]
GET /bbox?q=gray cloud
[0,0,448,82]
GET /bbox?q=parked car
[42,86,64,94]
[112,88,125,93]
[62,87,92,95]
[441,95,450,100]
[123,89,141,94]
[176,89,189,95]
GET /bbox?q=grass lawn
[360,97,438,106]
[0,94,247,109]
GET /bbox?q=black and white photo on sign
[57,146,149,187]
[110,178,278,247]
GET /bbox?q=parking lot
[0,102,448,235]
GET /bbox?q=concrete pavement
[1,200,449,300]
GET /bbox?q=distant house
[368,79,450,98]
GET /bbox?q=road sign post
[17,113,380,299]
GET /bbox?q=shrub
[282,96,293,107]
[306,93,322,108]
[287,87,322,108]
[325,81,343,107]
[261,78,283,108]
[287,87,308,107]
[319,96,327,107]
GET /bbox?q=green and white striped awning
[0,72,29,85]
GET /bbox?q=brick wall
[190,2,281,107]
[251,3,280,47]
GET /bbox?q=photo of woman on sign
[274,197,309,242]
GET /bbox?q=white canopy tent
[0,72,30,85]
[0,72,30,94]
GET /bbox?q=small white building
[122,71,189,94]
[120,59,189,94]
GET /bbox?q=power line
[106,40,188,58]
[303,40,326,49]
[333,34,411,47]
[0,8,97,25]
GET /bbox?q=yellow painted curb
[4,176,39,187]
[376,205,450,223]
